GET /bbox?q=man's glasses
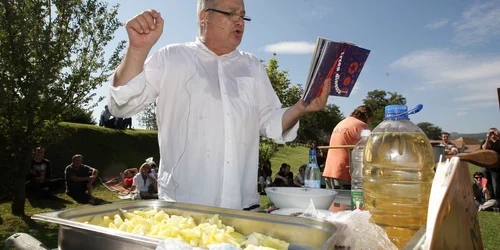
[205,8,251,22]
[474,176,483,179]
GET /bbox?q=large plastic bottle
[350,129,371,210]
[304,149,321,188]
[363,104,435,248]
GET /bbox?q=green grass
[1,145,499,249]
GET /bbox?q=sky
[92,0,500,134]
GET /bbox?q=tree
[0,0,125,215]
[138,103,158,130]
[63,106,97,125]
[296,104,344,144]
[417,122,442,140]
[363,90,407,128]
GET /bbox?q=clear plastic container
[362,104,435,248]
[350,129,371,210]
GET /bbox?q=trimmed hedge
[1,123,160,199]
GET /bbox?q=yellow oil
[363,132,435,249]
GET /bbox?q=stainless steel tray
[32,200,341,250]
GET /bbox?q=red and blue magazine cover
[303,38,370,102]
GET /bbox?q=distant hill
[450,132,485,140]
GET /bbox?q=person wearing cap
[323,105,373,189]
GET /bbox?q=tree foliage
[0,0,125,215]
[138,103,158,130]
[63,106,97,125]
[417,122,442,140]
[363,90,407,128]
[296,104,344,144]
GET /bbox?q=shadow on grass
[17,214,59,248]
[27,195,73,210]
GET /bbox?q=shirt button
[226,161,230,164]
[226,113,230,116]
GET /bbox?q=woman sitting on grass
[120,168,138,189]
[130,163,158,199]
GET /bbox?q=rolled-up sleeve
[107,48,166,118]
[257,65,299,144]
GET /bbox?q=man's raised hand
[125,9,164,51]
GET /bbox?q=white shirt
[132,173,156,192]
[107,38,299,210]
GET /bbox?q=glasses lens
[475,176,482,178]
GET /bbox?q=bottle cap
[309,149,316,156]
[361,129,371,137]
[384,104,408,120]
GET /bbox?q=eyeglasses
[474,176,483,179]
[205,8,251,22]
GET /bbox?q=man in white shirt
[107,0,330,210]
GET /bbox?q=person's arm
[293,176,303,187]
[281,78,331,132]
[114,10,164,87]
[107,10,165,119]
[484,187,492,200]
[148,173,158,192]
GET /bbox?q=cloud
[425,19,449,29]
[453,1,500,46]
[456,111,468,116]
[264,41,316,54]
[390,48,500,104]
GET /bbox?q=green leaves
[0,0,125,214]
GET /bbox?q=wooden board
[423,157,483,249]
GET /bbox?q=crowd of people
[26,147,159,205]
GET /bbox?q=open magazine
[302,37,371,102]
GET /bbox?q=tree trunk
[11,149,31,215]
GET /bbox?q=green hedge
[1,123,160,199]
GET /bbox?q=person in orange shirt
[323,105,372,189]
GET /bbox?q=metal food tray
[32,200,341,250]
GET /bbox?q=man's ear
[199,10,207,24]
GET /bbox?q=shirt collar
[195,37,239,58]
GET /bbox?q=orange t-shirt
[323,116,369,181]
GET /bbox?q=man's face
[442,134,450,143]
[73,157,82,167]
[474,174,483,184]
[35,148,45,159]
[284,166,291,174]
[488,129,499,141]
[202,0,246,52]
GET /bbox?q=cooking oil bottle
[363,104,435,248]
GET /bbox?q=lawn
[1,146,499,249]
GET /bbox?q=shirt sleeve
[257,64,299,144]
[65,166,75,179]
[107,48,167,118]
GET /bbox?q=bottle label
[304,180,320,188]
[351,190,364,210]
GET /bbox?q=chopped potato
[84,208,289,250]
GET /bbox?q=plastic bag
[299,199,396,250]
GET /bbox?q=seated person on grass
[272,163,294,187]
[120,168,138,189]
[26,147,64,198]
[130,163,158,199]
[65,154,99,205]
[472,172,498,211]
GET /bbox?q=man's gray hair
[197,0,217,14]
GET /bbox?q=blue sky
[93,0,500,134]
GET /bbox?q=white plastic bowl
[265,187,338,209]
